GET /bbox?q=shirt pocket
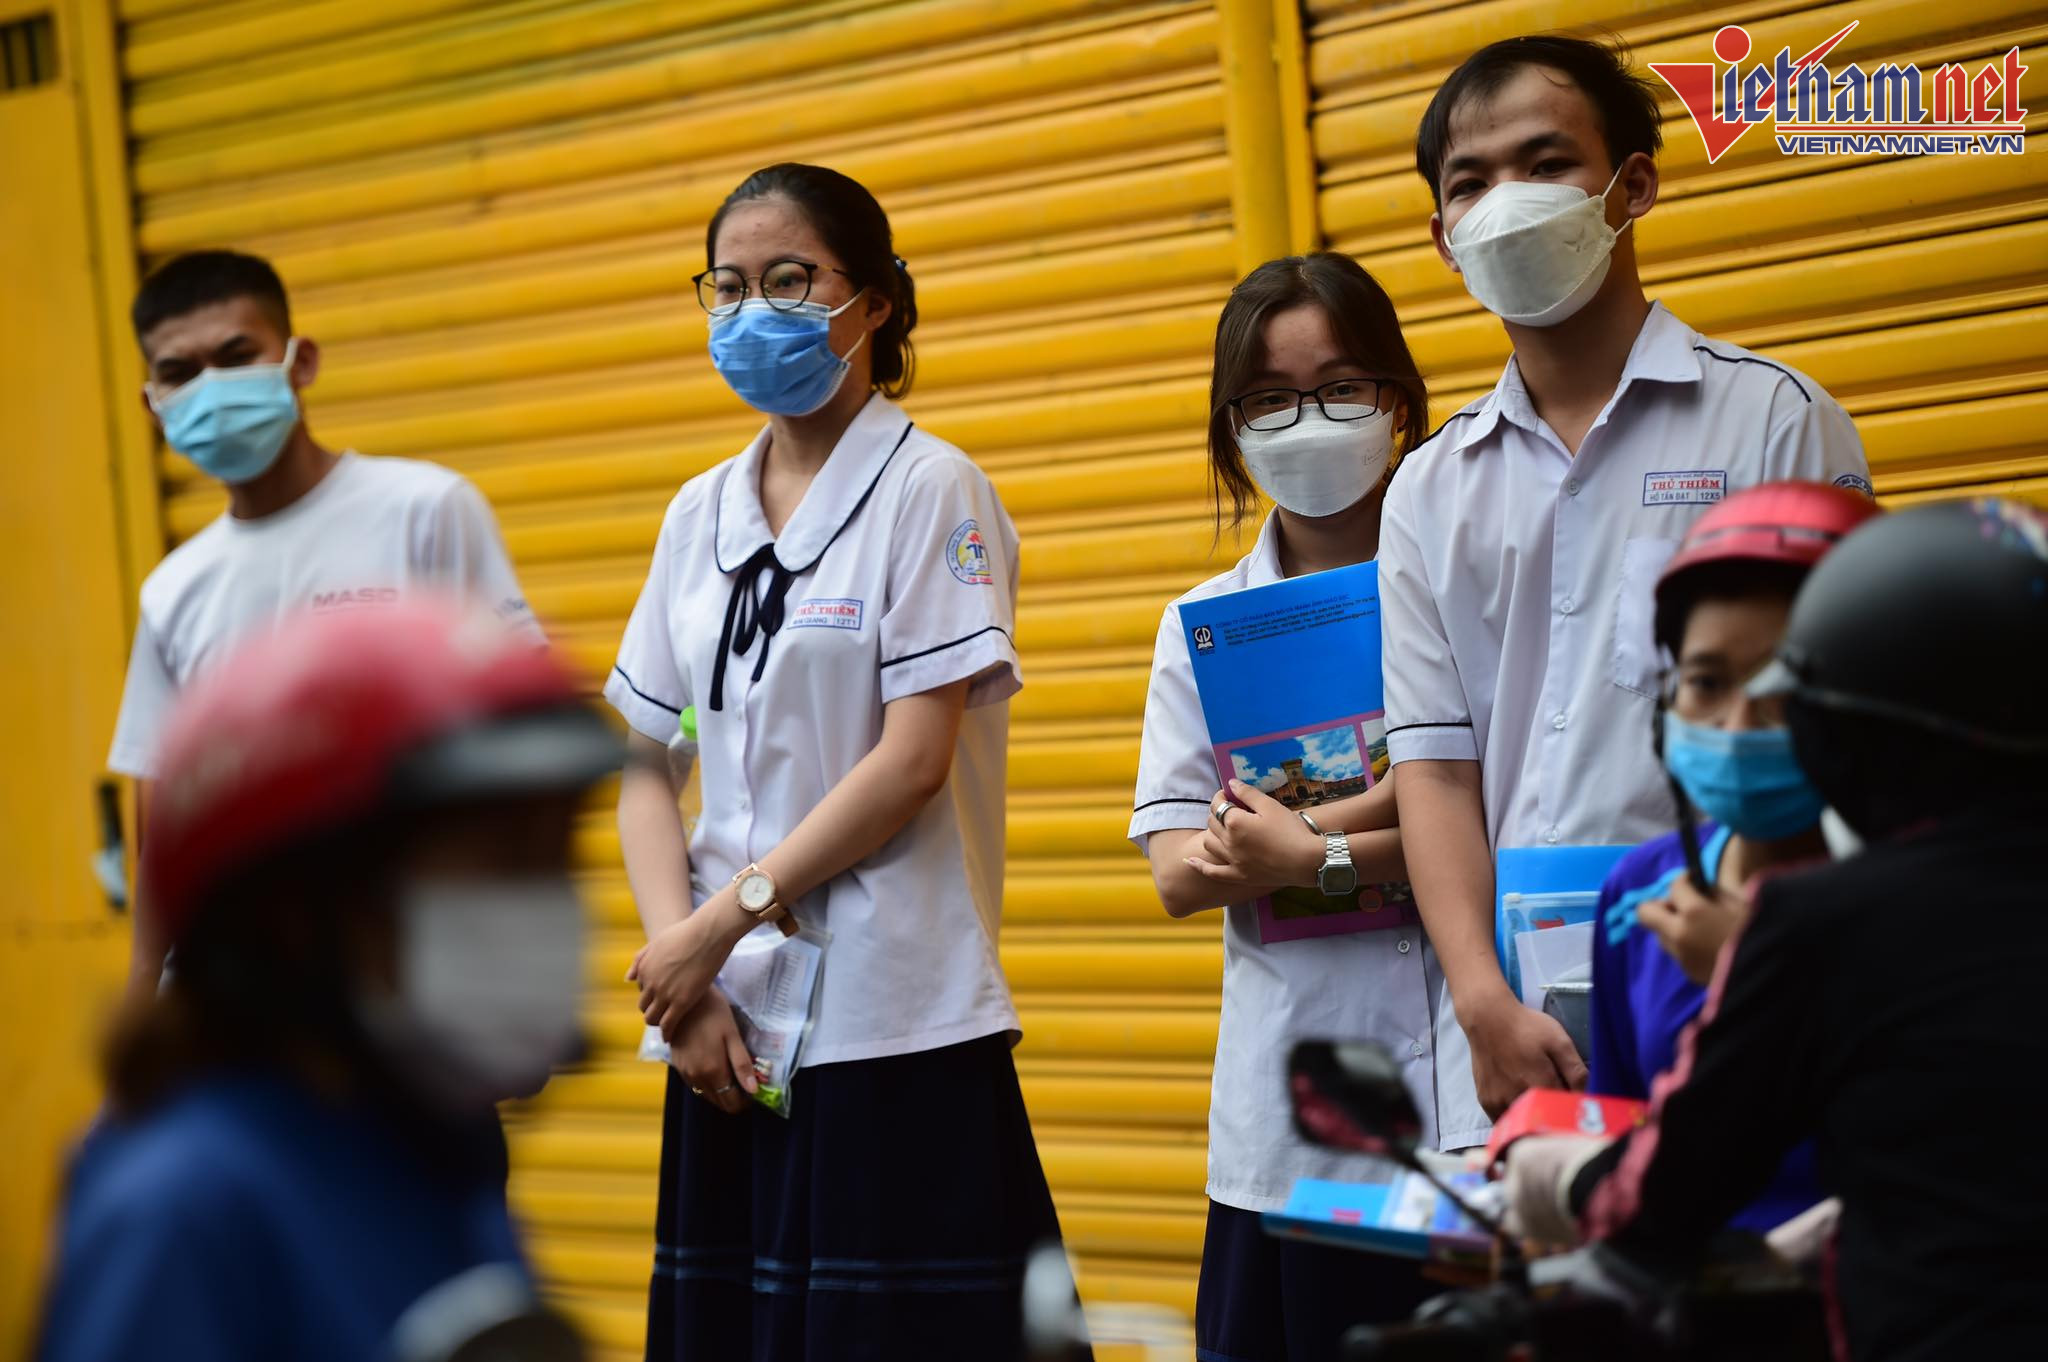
[1611,537,1679,699]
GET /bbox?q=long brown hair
[1206,253,1429,531]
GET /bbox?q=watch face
[737,873,775,912]
[1319,865,1359,897]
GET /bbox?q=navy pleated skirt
[1194,1201,1439,1362]
[644,1032,1087,1362]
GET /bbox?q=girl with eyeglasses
[605,163,1076,1361]
[1128,254,1460,1357]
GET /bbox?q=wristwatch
[731,863,799,937]
[1316,832,1358,897]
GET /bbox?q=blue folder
[1495,844,1633,999]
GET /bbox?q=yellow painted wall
[0,0,152,1351]
[4,2,2043,1359]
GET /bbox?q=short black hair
[1415,34,1664,206]
[132,250,293,345]
[706,164,917,398]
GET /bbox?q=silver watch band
[1323,830,1352,866]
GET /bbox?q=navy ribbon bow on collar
[709,542,795,712]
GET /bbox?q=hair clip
[893,255,909,273]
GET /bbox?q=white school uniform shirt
[107,452,539,778]
[1380,302,1869,853]
[1129,512,1491,1207]
[604,393,1023,1067]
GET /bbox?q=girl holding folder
[1128,254,1460,1357]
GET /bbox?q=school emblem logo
[947,520,994,585]
[1192,625,1215,654]
[1833,472,1875,497]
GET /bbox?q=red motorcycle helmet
[140,599,618,948]
[1653,480,1882,655]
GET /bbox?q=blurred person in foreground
[110,250,541,998]
[1506,499,2048,1362]
[37,602,618,1362]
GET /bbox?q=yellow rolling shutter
[1305,0,2048,505]
[116,1,1297,1354]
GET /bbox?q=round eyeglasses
[693,259,854,316]
[1228,378,1392,433]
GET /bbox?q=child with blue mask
[1579,481,1879,1236]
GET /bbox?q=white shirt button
[1397,938,1413,955]
[1545,826,1561,844]
[1410,1041,1427,1058]
[1559,597,1575,615]
[1565,477,1582,496]
[1551,711,1568,730]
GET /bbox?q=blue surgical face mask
[707,293,868,417]
[1662,710,1826,841]
[149,338,302,485]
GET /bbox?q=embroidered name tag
[1642,470,1728,506]
[788,597,864,631]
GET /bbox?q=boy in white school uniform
[108,250,539,993]
[1379,37,1870,1122]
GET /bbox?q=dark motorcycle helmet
[1750,497,2048,838]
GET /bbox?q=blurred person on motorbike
[36,601,617,1362]
[1510,499,2048,1362]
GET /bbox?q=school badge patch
[947,520,994,585]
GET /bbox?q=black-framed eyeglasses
[693,259,854,316]
[1228,378,1392,433]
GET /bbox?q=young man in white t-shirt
[108,250,540,992]
[1379,37,1870,1125]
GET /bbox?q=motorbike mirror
[1288,1039,1423,1162]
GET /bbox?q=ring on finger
[1212,800,1233,828]
[712,1083,738,1095]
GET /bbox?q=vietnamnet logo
[1650,22,2028,162]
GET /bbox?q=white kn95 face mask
[1234,406,1396,518]
[1447,166,1631,327]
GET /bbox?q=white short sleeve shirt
[107,452,540,778]
[1129,513,1491,1203]
[1380,303,1870,852]
[604,394,1023,1067]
